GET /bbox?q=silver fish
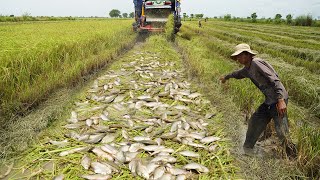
[49,140,68,147]
[166,167,190,175]
[187,132,205,140]
[84,134,106,144]
[120,145,130,152]
[129,143,145,152]
[64,123,81,129]
[183,163,209,173]
[176,174,187,180]
[137,162,150,179]
[187,142,208,149]
[115,151,126,163]
[81,174,111,180]
[104,95,117,103]
[59,146,91,157]
[142,145,165,152]
[153,166,166,179]
[159,173,175,180]
[129,159,140,176]
[200,136,221,144]
[179,150,200,158]
[53,175,64,180]
[122,129,129,139]
[125,152,139,162]
[91,162,112,175]
[188,93,201,99]
[146,162,159,175]
[86,119,93,127]
[101,133,117,144]
[114,95,126,103]
[92,147,114,161]
[67,111,78,123]
[160,132,177,139]
[205,113,216,119]
[151,155,177,163]
[81,154,91,170]
[208,144,218,152]
[101,144,118,155]
[133,136,151,142]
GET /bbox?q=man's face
[235,52,250,65]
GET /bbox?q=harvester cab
[133,0,181,33]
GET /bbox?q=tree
[286,14,292,24]
[129,12,134,18]
[122,13,128,18]
[224,14,231,21]
[275,14,282,19]
[109,9,121,18]
[251,12,257,23]
[195,14,204,19]
[190,14,194,19]
[183,13,188,21]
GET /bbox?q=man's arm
[220,68,247,83]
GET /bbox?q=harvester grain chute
[133,0,181,33]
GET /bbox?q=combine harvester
[133,0,182,33]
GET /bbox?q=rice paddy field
[0,19,319,179]
[0,19,136,121]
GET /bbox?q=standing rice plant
[165,14,175,42]
[297,125,320,178]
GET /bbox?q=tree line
[221,13,319,27]
[109,9,134,18]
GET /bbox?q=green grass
[0,20,136,121]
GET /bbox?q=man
[220,43,295,155]
[133,0,143,23]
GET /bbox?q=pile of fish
[52,52,221,180]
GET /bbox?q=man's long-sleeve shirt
[225,58,288,105]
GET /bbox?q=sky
[1,0,319,19]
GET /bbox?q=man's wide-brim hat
[231,43,257,59]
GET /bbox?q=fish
[166,167,190,176]
[200,136,221,144]
[176,174,187,180]
[115,151,126,163]
[101,133,117,144]
[84,133,106,144]
[67,111,78,123]
[59,146,91,157]
[53,175,64,180]
[91,162,112,175]
[208,144,218,152]
[137,162,150,179]
[81,154,91,170]
[133,136,151,142]
[121,129,129,139]
[142,145,165,152]
[49,139,69,147]
[187,142,208,149]
[125,152,139,162]
[151,155,177,163]
[129,143,146,152]
[153,166,166,179]
[64,123,81,129]
[179,150,200,158]
[183,163,209,173]
[91,147,114,161]
[160,132,177,139]
[188,93,201,99]
[81,174,111,180]
[129,159,140,176]
[104,95,117,103]
[86,119,93,127]
[158,173,175,180]
[114,95,126,103]
[101,144,118,155]
[205,113,216,119]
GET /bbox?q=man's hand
[276,98,287,118]
[220,76,227,84]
